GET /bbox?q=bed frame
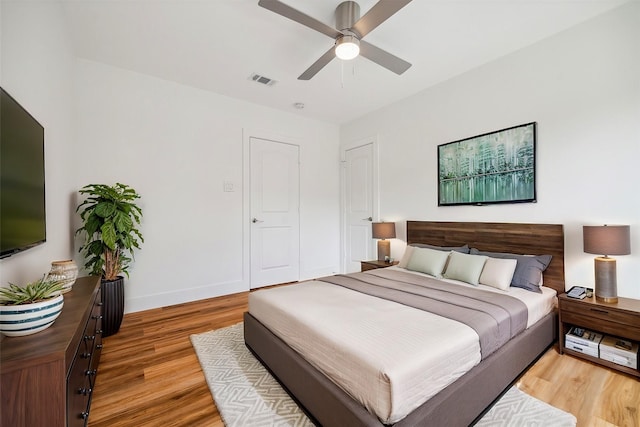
[244,221,565,426]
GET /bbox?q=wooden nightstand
[360,260,399,272]
[558,292,640,378]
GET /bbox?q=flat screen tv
[1,87,46,259]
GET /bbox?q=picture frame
[438,122,537,206]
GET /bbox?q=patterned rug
[191,323,576,427]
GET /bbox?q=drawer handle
[84,335,95,341]
[590,308,609,314]
[92,314,103,320]
[78,387,92,396]
[85,369,97,376]
[96,344,103,350]
[81,352,92,359]
[96,329,103,334]
[80,412,89,420]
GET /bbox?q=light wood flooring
[89,290,639,427]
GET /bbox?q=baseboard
[299,266,340,281]
[124,280,247,313]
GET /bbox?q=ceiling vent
[249,73,277,86]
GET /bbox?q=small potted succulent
[0,277,65,337]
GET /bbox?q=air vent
[249,73,277,86]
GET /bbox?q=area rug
[190,323,576,427]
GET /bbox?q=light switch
[223,181,235,192]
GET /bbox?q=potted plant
[0,277,65,337]
[76,183,144,337]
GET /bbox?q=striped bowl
[0,295,64,337]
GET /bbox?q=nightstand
[360,260,399,272]
[558,292,640,378]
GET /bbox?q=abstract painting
[438,122,536,206]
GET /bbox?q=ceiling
[61,0,627,124]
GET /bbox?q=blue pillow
[469,248,552,293]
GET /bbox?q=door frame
[340,136,379,273]
[243,129,302,289]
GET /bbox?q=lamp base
[377,239,390,261]
[594,256,618,303]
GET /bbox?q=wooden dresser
[0,276,103,427]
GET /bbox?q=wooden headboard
[406,221,565,294]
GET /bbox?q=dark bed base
[244,310,557,427]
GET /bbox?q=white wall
[0,1,77,285]
[1,1,341,313]
[341,2,640,298]
[73,60,341,312]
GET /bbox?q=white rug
[191,323,576,427]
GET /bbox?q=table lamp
[583,225,631,303]
[372,222,396,261]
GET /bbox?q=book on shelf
[566,326,603,347]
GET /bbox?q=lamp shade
[583,225,631,256]
[372,222,396,239]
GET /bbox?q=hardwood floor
[89,291,639,427]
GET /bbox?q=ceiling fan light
[335,35,360,60]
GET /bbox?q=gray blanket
[317,269,528,358]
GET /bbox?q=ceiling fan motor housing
[336,1,360,32]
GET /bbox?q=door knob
[252,218,263,223]
[362,216,372,221]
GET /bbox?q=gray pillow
[469,248,552,293]
[410,243,470,254]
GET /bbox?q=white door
[343,142,375,272]
[250,137,300,289]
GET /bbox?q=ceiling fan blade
[351,0,413,38]
[359,40,411,75]
[258,0,342,39]
[298,47,336,80]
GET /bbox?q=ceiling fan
[258,0,413,80]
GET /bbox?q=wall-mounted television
[1,87,46,259]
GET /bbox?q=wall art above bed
[438,122,537,206]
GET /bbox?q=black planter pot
[101,276,125,337]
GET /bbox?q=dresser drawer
[560,300,635,327]
[67,283,103,427]
[561,307,640,342]
[67,352,93,427]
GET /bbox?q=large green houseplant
[76,183,143,336]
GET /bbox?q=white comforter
[248,269,556,424]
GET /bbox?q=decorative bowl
[0,295,64,337]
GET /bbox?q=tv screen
[1,87,46,259]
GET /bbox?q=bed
[244,221,565,426]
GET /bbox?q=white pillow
[479,257,518,291]
[443,251,488,285]
[405,247,451,277]
[397,245,414,268]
